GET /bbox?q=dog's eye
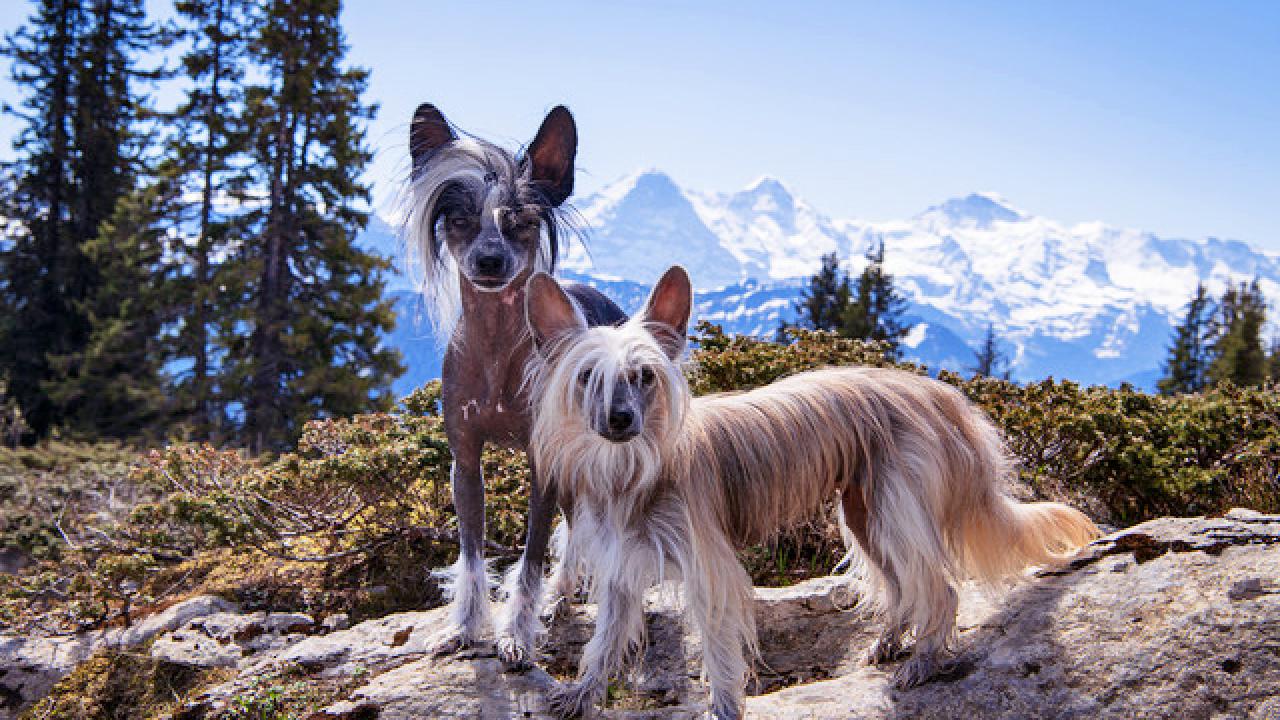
[448,216,473,230]
[504,210,540,232]
[640,367,655,386]
[577,369,592,386]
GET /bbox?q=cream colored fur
[527,272,1100,720]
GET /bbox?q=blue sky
[3,1,1278,250]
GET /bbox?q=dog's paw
[891,653,945,690]
[540,593,572,625]
[866,635,908,665]
[429,630,472,658]
[496,632,533,671]
[546,680,599,719]
[705,694,744,720]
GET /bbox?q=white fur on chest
[568,495,690,593]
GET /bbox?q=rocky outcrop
[0,594,236,715]
[3,510,1278,719]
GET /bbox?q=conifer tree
[1207,279,1268,388]
[0,0,84,439]
[841,240,912,358]
[229,0,401,451]
[1157,282,1213,395]
[167,0,256,438]
[45,177,182,439]
[970,323,1012,379]
[795,252,849,331]
[0,0,162,438]
[772,319,791,344]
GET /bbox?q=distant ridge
[361,171,1280,395]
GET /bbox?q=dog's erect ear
[642,266,693,359]
[525,106,577,206]
[526,272,586,354]
[410,103,455,168]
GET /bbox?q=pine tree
[1207,279,1268,388]
[45,177,182,439]
[0,0,162,438]
[795,252,849,331]
[1157,282,1213,395]
[229,0,401,451]
[841,240,912,358]
[772,319,791,344]
[970,324,1012,379]
[0,0,84,439]
[1268,339,1280,382]
[167,0,256,438]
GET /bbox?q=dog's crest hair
[398,131,576,337]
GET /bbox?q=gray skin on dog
[408,103,625,667]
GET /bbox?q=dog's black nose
[475,253,505,275]
[607,408,634,432]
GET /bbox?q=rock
[321,613,350,633]
[0,594,235,718]
[259,611,442,676]
[150,610,316,669]
[7,514,1280,719]
[111,594,239,648]
[0,548,31,576]
[313,655,560,720]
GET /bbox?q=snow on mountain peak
[742,175,792,196]
[567,169,744,289]
[917,192,1024,228]
[730,175,796,218]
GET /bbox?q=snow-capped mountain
[363,172,1280,396]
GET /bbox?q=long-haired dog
[523,266,1101,719]
[402,104,625,666]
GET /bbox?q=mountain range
[364,171,1279,397]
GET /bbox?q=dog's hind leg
[497,466,558,668]
[432,446,492,655]
[840,486,909,665]
[854,464,961,689]
[893,582,958,689]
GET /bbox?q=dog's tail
[956,495,1101,585]
[947,401,1102,585]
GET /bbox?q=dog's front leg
[432,441,491,655]
[543,496,581,620]
[547,575,644,718]
[497,463,558,667]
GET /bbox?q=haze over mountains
[366,170,1280,396]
